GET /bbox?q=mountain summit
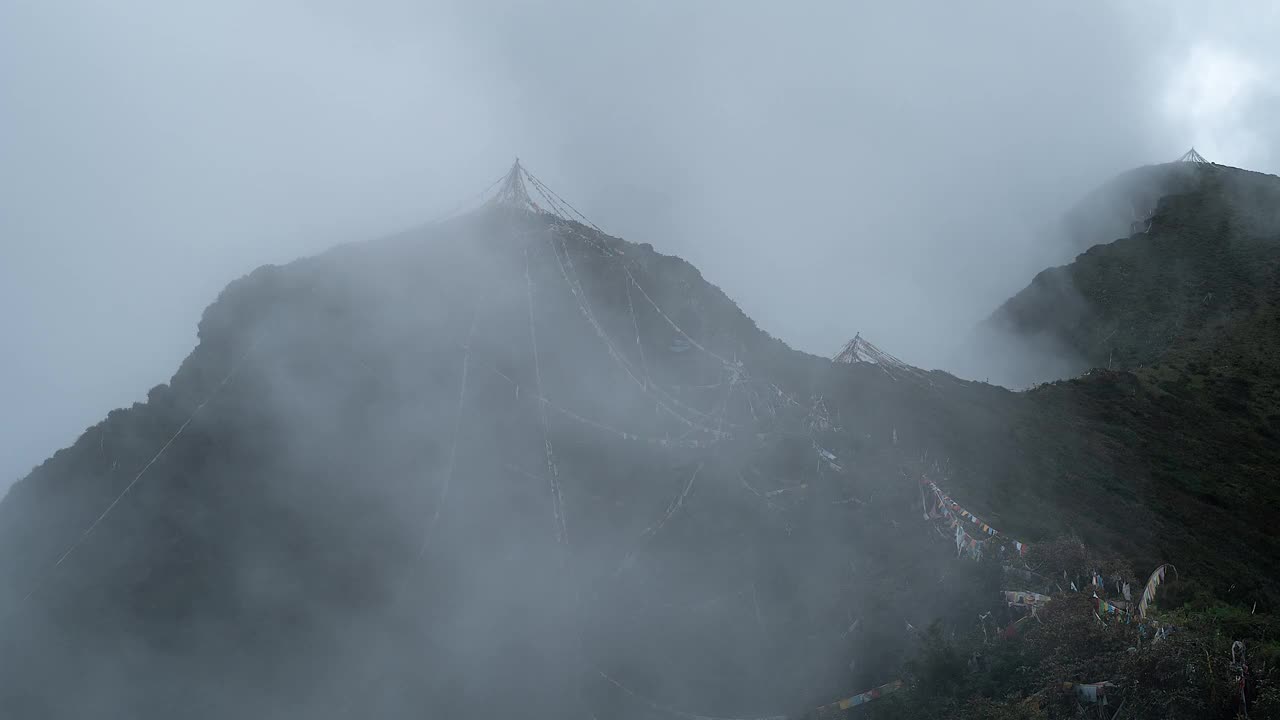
[0,165,969,718]
[982,160,1280,384]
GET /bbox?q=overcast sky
[3,0,1278,486]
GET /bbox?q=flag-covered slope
[0,207,997,719]
[4,160,1280,719]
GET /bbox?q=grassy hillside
[941,163,1280,608]
[826,162,1280,718]
[989,163,1280,374]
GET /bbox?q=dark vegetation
[870,162,1280,719]
[2,163,1279,718]
[968,163,1280,607]
[990,163,1280,373]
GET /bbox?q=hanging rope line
[523,167,610,239]
[623,267,650,386]
[418,302,481,557]
[740,472,786,513]
[923,479,1029,559]
[539,217,639,375]
[526,245,568,546]
[545,213,751,432]
[615,463,702,576]
[522,170,623,265]
[533,191,736,436]
[463,346,713,449]
[519,163,744,379]
[622,265,739,372]
[542,208,684,400]
[19,338,259,605]
[432,170,511,224]
[522,172,733,417]
[527,177,578,228]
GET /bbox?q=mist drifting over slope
[0,208,990,718]
[4,4,1280,718]
[3,2,1280,482]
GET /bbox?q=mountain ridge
[4,161,1280,718]
[0,207,969,718]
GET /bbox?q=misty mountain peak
[486,158,542,214]
[6,156,1280,719]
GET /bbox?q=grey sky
[2,0,1278,486]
